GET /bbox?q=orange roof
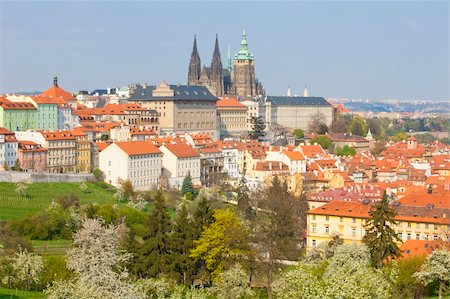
[308,200,372,218]
[114,141,162,156]
[254,161,289,172]
[41,85,76,101]
[299,145,326,157]
[163,143,200,158]
[0,127,13,135]
[283,150,305,161]
[399,191,450,209]
[400,240,447,259]
[39,130,76,141]
[96,141,110,152]
[0,97,36,110]
[69,127,87,137]
[216,97,247,109]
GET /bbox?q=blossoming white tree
[45,218,145,299]
[414,249,450,299]
[13,248,44,290]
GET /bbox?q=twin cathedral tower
[188,30,264,98]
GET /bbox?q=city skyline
[0,1,448,100]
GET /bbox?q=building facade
[128,82,219,138]
[0,98,37,132]
[99,141,162,190]
[216,97,248,138]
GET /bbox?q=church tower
[210,34,224,96]
[231,30,262,98]
[188,35,201,86]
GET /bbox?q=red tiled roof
[216,97,247,109]
[115,141,162,156]
[163,143,200,158]
[39,130,76,140]
[0,97,36,110]
[254,161,289,171]
[283,150,305,161]
[41,85,76,101]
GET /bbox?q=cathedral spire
[211,34,224,96]
[188,35,201,85]
[53,75,58,87]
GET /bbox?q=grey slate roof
[266,96,330,106]
[128,84,218,102]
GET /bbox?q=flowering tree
[211,264,254,299]
[15,182,29,197]
[79,181,88,193]
[414,249,450,299]
[13,248,44,290]
[45,218,144,299]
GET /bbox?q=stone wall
[0,171,95,183]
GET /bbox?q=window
[352,218,356,223]
[340,217,343,223]
[352,228,357,237]
[416,223,420,229]
[434,225,438,230]
[325,226,330,234]
[425,223,429,229]
[415,233,420,240]
[407,222,411,228]
[312,215,316,220]
[312,240,317,247]
[398,232,403,240]
[407,233,411,240]
[326,216,329,221]
[433,234,438,241]
[311,225,316,233]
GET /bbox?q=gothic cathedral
[187,30,264,99]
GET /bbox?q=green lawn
[0,182,116,221]
[32,239,72,256]
[0,287,46,299]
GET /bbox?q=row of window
[177,122,214,129]
[130,168,160,178]
[177,111,215,118]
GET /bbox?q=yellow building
[71,128,91,173]
[306,199,450,252]
[216,97,248,138]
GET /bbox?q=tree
[392,131,407,142]
[371,141,387,156]
[414,249,450,299]
[192,196,215,240]
[308,112,329,134]
[236,178,253,219]
[171,204,196,285]
[330,114,351,133]
[249,116,266,140]
[130,190,172,278]
[348,115,368,136]
[310,135,332,149]
[79,181,88,193]
[292,128,304,140]
[335,145,357,156]
[363,195,402,268]
[211,263,254,299]
[181,172,195,198]
[272,264,323,299]
[15,181,29,197]
[190,209,250,279]
[253,176,305,298]
[114,178,135,202]
[45,218,144,299]
[93,169,105,182]
[13,247,44,290]
[13,158,22,171]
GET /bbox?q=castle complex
[188,30,264,98]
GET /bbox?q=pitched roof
[283,150,305,161]
[115,141,162,156]
[0,97,36,110]
[163,143,200,158]
[42,85,76,101]
[39,130,76,141]
[128,84,218,102]
[216,97,247,109]
[308,200,372,218]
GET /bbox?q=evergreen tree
[131,190,173,278]
[181,172,194,197]
[362,195,402,268]
[170,204,196,285]
[192,196,215,239]
[236,177,253,219]
[249,116,266,140]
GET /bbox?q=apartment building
[99,141,162,190]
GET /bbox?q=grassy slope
[0,182,116,221]
[0,287,46,299]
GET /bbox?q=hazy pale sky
[0,1,448,100]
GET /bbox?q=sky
[0,1,448,101]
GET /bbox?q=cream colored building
[128,82,218,139]
[15,130,76,173]
[99,141,162,190]
[216,97,248,137]
[71,127,91,173]
[306,199,450,252]
[159,143,201,189]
